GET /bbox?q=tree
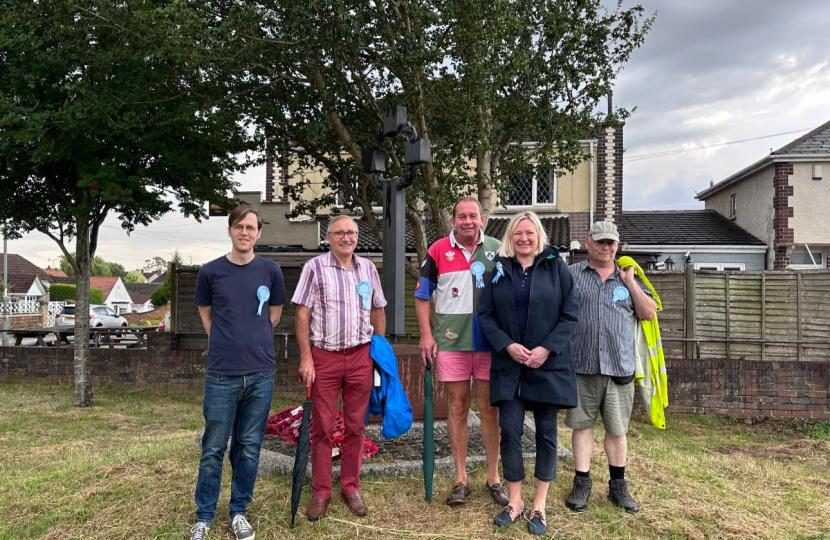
[142,256,167,274]
[0,2,253,406]
[59,255,127,278]
[150,280,171,308]
[222,0,653,274]
[123,270,147,284]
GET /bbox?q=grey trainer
[230,514,255,540]
[608,479,640,513]
[565,475,592,512]
[189,522,210,540]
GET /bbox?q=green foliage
[123,270,147,284]
[150,280,171,308]
[49,284,77,302]
[143,256,167,274]
[49,284,104,304]
[226,0,653,265]
[810,420,830,441]
[89,288,104,305]
[59,255,127,278]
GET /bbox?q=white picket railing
[47,301,71,326]
[0,299,39,315]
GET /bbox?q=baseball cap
[589,221,620,243]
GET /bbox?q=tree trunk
[477,147,493,216]
[73,215,93,407]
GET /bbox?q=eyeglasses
[330,230,358,239]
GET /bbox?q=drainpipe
[589,141,595,227]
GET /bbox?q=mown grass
[0,381,828,539]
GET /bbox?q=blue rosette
[256,285,270,316]
[470,261,485,289]
[356,281,373,309]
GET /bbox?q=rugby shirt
[414,233,502,352]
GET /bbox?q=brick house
[696,120,830,270]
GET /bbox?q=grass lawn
[0,381,828,540]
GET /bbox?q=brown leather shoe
[307,497,330,521]
[341,492,367,516]
[445,482,472,506]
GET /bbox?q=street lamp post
[362,106,431,336]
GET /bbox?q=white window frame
[729,193,737,219]
[694,263,746,271]
[505,165,558,209]
[789,247,823,270]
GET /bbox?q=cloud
[615,0,830,211]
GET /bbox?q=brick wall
[773,162,794,269]
[569,212,589,245]
[595,124,624,223]
[7,314,45,331]
[667,357,830,420]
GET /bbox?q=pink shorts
[435,351,492,382]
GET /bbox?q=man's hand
[298,354,315,388]
[525,346,551,369]
[505,343,531,364]
[419,334,438,367]
[619,266,637,287]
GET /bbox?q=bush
[49,283,104,304]
[150,280,171,307]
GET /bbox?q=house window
[812,164,822,181]
[694,263,746,271]
[506,166,557,207]
[790,249,823,269]
[729,194,737,219]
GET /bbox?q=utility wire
[623,127,812,164]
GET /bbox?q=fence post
[760,273,766,361]
[796,272,802,361]
[725,273,731,361]
[685,264,696,359]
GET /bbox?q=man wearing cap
[414,196,508,508]
[565,221,656,514]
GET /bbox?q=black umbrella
[423,361,434,502]
[290,385,312,528]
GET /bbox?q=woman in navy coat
[478,211,580,535]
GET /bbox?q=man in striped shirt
[565,221,656,515]
[294,215,387,521]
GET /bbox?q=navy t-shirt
[195,255,286,375]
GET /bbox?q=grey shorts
[564,374,635,436]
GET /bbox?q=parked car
[156,319,165,332]
[54,304,129,329]
[54,305,76,327]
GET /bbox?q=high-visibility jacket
[617,256,668,430]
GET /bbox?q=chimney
[264,143,289,203]
[595,93,623,223]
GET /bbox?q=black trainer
[608,479,640,514]
[565,475,592,512]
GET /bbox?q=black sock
[575,470,590,479]
[609,465,625,481]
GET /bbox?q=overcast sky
[8,0,830,270]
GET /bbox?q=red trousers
[310,343,372,499]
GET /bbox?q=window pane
[535,168,556,205]
[790,251,822,265]
[507,170,533,206]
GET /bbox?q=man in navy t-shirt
[189,205,286,540]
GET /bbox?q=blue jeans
[499,396,559,482]
[195,371,274,524]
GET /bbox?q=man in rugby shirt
[414,197,508,507]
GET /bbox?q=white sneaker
[189,522,210,540]
[230,514,255,540]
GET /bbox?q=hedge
[50,283,104,304]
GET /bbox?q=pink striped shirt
[292,252,387,351]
